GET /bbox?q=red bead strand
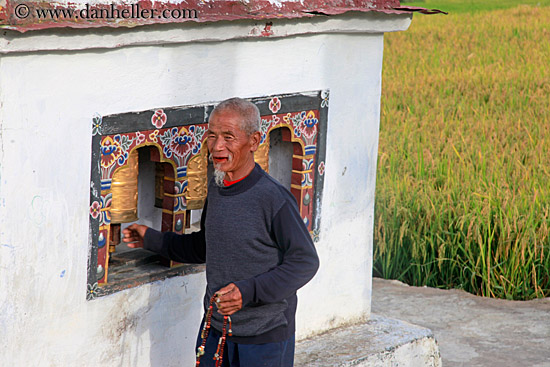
[195,294,233,367]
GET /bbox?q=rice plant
[374,4,550,300]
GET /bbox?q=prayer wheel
[110,149,139,224]
[254,141,270,173]
[186,151,208,210]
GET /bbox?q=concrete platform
[295,315,441,366]
[372,278,550,367]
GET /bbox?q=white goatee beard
[213,169,225,187]
[209,153,232,187]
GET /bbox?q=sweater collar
[215,163,264,196]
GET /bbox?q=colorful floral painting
[260,110,320,148]
[321,90,329,108]
[173,180,188,212]
[135,131,146,146]
[312,228,321,243]
[260,115,280,144]
[101,134,134,168]
[318,161,325,176]
[90,201,101,219]
[149,130,160,143]
[99,124,207,182]
[100,136,124,169]
[100,193,112,226]
[301,172,313,188]
[291,111,318,142]
[151,109,167,129]
[87,282,103,301]
[269,97,281,113]
[92,114,102,136]
[160,125,206,166]
[303,158,314,171]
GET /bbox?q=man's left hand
[215,283,243,316]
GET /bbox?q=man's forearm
[144,228,206,264]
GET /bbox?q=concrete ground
[372,277,550,367]
[295,314,441,366]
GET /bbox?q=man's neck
[224,158,255,182]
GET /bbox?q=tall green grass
[374,4,550,300]
[402,0,550,13]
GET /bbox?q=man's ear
[249,131,262,152]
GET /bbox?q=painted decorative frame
[87,90,328,299]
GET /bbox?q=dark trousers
[195,325,295,367]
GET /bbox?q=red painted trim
[0,0,426,33]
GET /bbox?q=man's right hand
[122,224,149,248]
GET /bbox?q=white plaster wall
[0,27,386,366]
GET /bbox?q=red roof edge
[0,0,445,33]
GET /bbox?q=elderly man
[123,97,319,367]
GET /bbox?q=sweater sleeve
[234,200,319,306]
[143,203,207,264]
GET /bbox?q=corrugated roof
[0,0,446,33]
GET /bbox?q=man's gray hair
[209,97,261,136]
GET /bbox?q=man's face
[207,110,259,180]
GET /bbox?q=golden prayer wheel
[254,141,270,173]
[110,149,139,224]
[186,151,208,210]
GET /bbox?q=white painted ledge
[0,11,411,54]
[295,315,442,367]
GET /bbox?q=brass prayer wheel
[110,149,139,224]
[254,141,270,173]
[186,151,208,210]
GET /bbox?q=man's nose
[212,136,225,152]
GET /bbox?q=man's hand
[122,224,149,248]
[215,283,243,316]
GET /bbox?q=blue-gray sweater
[144,163,319,344]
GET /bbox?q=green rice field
[374,1,550,300]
